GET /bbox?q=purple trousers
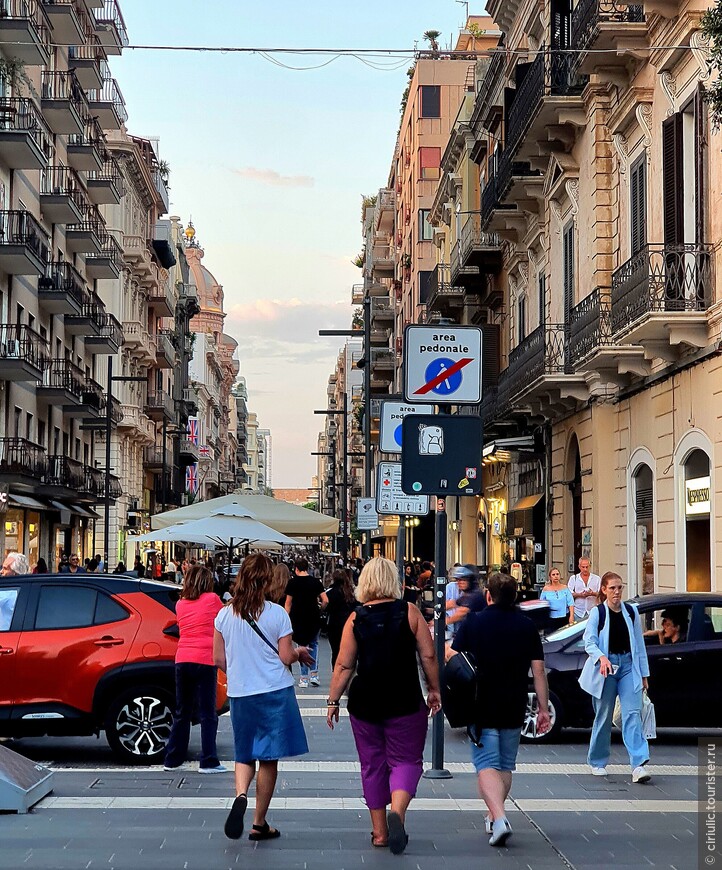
[349,705,428,810]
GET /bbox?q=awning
[508,493,544,512]
[9,494,48,510]
[50,500,98,518]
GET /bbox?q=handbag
[440,651,480,729]
[612,691,656,739]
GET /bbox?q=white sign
[403,325,483,404]
[356,498,379,530]
[686,475,711,516]
[379,401,423,453]
[376,462,429,516]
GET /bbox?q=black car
[522,592,722,741]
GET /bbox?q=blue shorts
[470,727,522,772]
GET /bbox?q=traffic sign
[356,498,379,530]
[403,325,483,404]
[401,414,483,496]
[379,401,423,453]
[376,461,430,516]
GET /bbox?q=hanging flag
[199,444,211,459]
[187,417,199,446]
[185,463,199,494]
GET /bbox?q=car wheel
[104,687,174,764]
[520,689,563,742]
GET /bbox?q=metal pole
[396,515,405,582]
[425,494,451,779]
[161,415,167,512]
[342,391,349,563]
[330,439,337,553]
[362,294,372,561]
[103,356,112,573]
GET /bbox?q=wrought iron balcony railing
[0,323,50,371]
[40,164,86,208]
[0,97,52,160]
[0,437,48,480]
[42,358,86,396]
[469,49,506,140]
[498,323,571,406]
[571,0,644,54]
[459,214,501,265]
[568,288,612,367]
[40,260,88,309]
[610,244,712,337]
[94,0,129,48]
[47,455,86,490]
[0,210,50,263]
[41,69,87,110]
[87,72,128,125]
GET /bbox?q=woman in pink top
[163,566,226,773]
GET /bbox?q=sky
[113,0,469,487]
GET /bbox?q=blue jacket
[578,602,649,699]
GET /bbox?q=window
[420,85,441,118]
[701,607,722,641]
[418,147,441,180]
[34,586,129,630]
[641,605,691,645]
[418,209,433,241]
[633,464,655,595]
[94,594,129,625]
[0,589,19,632]
[563,222,575,319]
[630,155,647,256]
[683,448,711,592]
[518,294,527,342]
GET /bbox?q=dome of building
[184,241,224,315]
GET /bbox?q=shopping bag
[641,692,657,739]
[612,696,622,729]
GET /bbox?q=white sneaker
[309,676,320,687]
[163,763,190,771]
[199,764,229,774]
[298,678,309,688]
[489,817,513,847]
[632,765,651,783]
[591,766,608,776]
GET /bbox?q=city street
[0,640,709,870]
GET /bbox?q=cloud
[232,167,314,188]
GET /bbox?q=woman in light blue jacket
[578,571,651,783]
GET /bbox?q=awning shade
[9,495,47,510]
[508,493,544,512]
[49,501,99,518]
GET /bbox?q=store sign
[686,476,711,516]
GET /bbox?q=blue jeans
[587,652,649,770]
[299,633,319,678]
[164,663,220,769]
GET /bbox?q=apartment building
[0,0,130,568]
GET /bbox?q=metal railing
[469,49,506,140]
[40,260,88,309]
[0,323,49,370]
[498,322,571,405]
[146,389,175,418]
[87,72,128,125]
[87,155,125,197]
[47,455,86,490]
[611,244,712,337]
[87,232,123,272]
[481,174,497,226]
[459,214,500,265]
[143,446,165,467]
[568,288,612,366]
[84,465,105,498]
[0,437,48,479]
[67,111,104,150]
[41,70,87,111]
[40,164,86,209]
[154,329,175,361]
[571,0,644,53]
[427,263,464,307]
[0,210,49,263]
[93,0,129,46]
[67,202,105,239]
[41,358,86,396]
[1,0,50,46]
[82,377,105,411]
[0,98,52,160]
[496,148,539,201]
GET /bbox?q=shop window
[27,511,40,570]
[684,448,711,591]
[633,464,655,595]
[3,510,24,557]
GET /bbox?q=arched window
[683,448,712,591]
[632,463,654,595]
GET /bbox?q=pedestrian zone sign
[376,461,429,516]
[356,498,379,530]
[379,401,423,453]
[403,325,483,404]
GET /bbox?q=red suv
[0,573,228,764]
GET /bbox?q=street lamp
[314,400,349,561]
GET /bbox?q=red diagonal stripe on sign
[413,357,474,395]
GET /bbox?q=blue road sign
[394,423,403,448]
[424,357,463,396]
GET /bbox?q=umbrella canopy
[150,493,338,535]
[134,512,298,548]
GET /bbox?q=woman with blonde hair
[163,565,225,773]
[266,561,290,606]
[326,557,441,854]
[214,553,313,842]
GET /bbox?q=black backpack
[597,602,636,631]
[441,651,479,729]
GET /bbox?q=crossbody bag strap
[245,615,278,655]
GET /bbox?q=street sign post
[401,414,483,496]
[356,498,379,530]
[403,325,483,404]
[376,462,429,516]
[379,401,423,453]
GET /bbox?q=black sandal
[248,821,281,841]
[224,793,247,840]
[387,811,409,855]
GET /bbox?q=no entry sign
[403,325,483,404]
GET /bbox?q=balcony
[371,241,395,277]
[369,348,395,388]
[469,51,505,157]
[154,472,183,508]
[145,389,175,422]
[68,40,103,91]
[0,0,50,65]
[41,70,87,136]
[154,329,176,368]
[455,214,502,282]
[181,387,198,417]
[87,69,128,130]
[0,210,49,276]
[179,436,199,464]
[85,231,123,279]
[0,324,49,381]
[82,466,104,500]
[147,267,175,317]
[143,446,165,471]
[571,0,646,77]
[82,377,108,420]
[122,321,155,364]
[38,358,85,407]
[370,298,394,327]
[117,404,153,441]
[369,326,390,347]
[376,189,395,234]
[506,51,587,163]
[610,244,712,359]
[153,168,170,214]
[42,0,86,44]
[351,283,365,305]
[85,309,123,354]
[86,155,124,204]
[152,220,176,269]
[426,263,465,317]
[67,114,103,172]
[0,98,52,170]
[46,455,86,492]
[123,234,153,275]
[38,260,86,315]
[40,165,85,224]
[92,0,128,54]
[0,438,48,490]
[66,203,104,254]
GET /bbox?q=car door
[685,602,722,727]
[0,583,28,720]
[14,582,141,718]
[640,603,696,725]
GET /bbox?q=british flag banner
[185,463,199,494]
[187,417,199,446]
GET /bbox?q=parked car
[0,572,228,763]
[522,592,722,741]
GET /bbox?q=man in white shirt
[567,557,601,621]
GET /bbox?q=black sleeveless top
[346,599,424,722]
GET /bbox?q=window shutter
[695,84,707,246]
[630,157,646,256]
[662,113,683,246]
[563,223,574,320]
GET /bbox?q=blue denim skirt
[230,686,309,764]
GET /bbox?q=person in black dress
[325,569,356,668]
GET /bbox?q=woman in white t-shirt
[214,553,313,843]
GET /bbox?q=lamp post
[314,400,349,561]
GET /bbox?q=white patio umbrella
[134,510,298,552]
